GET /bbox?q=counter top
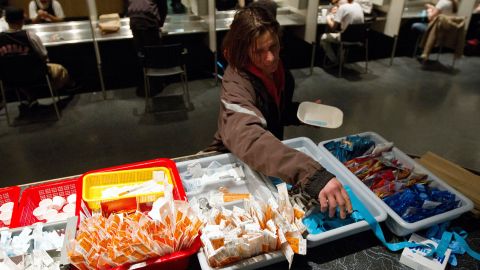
[402,6,427,19]
[24,8,307,47]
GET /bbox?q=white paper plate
[297,102,343,128]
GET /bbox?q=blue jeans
[411,22,428,56]
[411,22,427,34]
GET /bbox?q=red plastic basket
[112,237,202,270]
[11,178,80,228]
[74,158,197,270]
[0,186,20,228]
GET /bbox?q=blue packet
[325,135,375,162]
[383,185,459,223]
[303,208,363,234]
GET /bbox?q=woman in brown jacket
[207,5,352,219]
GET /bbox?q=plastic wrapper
[0,224,64,270]
[383,184,460,223]
[196,183,306,269]
[180,162,245,193]
[327,134,462,224]
[68,187,202,270]
[324,135,375,162]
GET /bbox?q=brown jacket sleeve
[217,67,334,197]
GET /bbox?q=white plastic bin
[283,137,387,247]
[175,153,284,270]
[176,153,277,208]
[317,131,474,236]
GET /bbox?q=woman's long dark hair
[222,6,279,70]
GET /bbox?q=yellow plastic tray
[82,167,173,211]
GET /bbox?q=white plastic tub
[175,153,283,270]
[176,153,277,208]
[283,137,387,247]
[317,131,474,236]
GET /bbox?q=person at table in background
[170,0,186,13]
[411,0,458,36]
[249,0,277,17]
[0,7,74,112]
[216,0,253,11]
[320,0,364,66]
[0,7,8,32]
[29,0,65,23]
[206,5,353,219]
[128,0,167,57]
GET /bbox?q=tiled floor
[1,55,479,186]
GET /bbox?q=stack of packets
[0,223,65,270]
[192,183,307,268]
[67,185,203,270]
[325,135,460,223]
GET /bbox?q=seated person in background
[206,6,353,219]
[0,8,8,32]
[128,0,167,56]
[216,0,253,11]
[170,0,186,14]
[0,7,74,111]
[411,0,458,35]
[320,0,364,65]
[29,0,65,23]
[249,0,278,17]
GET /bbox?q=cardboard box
[400,233,451,270]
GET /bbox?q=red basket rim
[0,186,21,229]
[10,178,79,228]
[111,236,202,270]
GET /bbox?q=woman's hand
[318,178,353,219]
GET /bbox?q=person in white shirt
[411,0,458,35]
[411,0,458,57]
[0,13,8,32]
[320,0,364,65]
[29,0,65,23]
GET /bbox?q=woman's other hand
[318,178,353,219]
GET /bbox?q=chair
[142,44,191,112]
[0,54,61,126]
[414,15,466,69]
[334,23,370,77]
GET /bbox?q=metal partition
[458,0,477,26]
[86,0,106,99]
[305,0,320,74]
[371,0,406,65]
